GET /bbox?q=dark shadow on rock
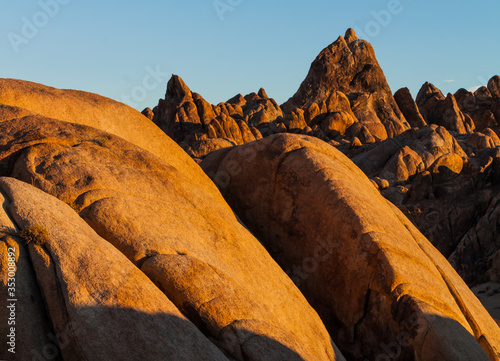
[32,306,307,361]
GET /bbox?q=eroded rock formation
[2,27,500,361]
[151,75,271,158]
[282,28,410,141]
[0,81,343,361]
[202,133,500,361]
[416,82,474,133]
[145,29,500,342]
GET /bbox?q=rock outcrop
[394,87,427,128]
[339,77,500,289]
[145,34,500,323]
[150,29,412,156]
[2,30,500,361]
[144,32,500,337]
[416,82,474,134]
[353,125,466,186]
[1,177,229,361]
[152,75,274,159]
[0,102,343,360]
[202,133,500,361]
[0,78,215,196]
[282,29,410,142]
[489,76,500,98]
[454,83,500,133]
[354,126,500,286]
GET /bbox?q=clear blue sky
[1,0,499,111]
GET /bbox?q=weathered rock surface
[394,87,427,128]
[0,78,217,197]
[146,51,500,331]
[143,32,500,344]
[416,82,474,134]
[448,194,500,285]
[454,78,500,133]
[353,125,466,185]
[140,30,500,351]
[152,75,273,158]
[489,76,500,98]
[141,107,154,120]
[3,35,500,361]
[282,29,410,141]
[0,115,342,361]
[339,78,500,291]
[0,228,54,361]
[187,138,237,159]
[468,129,500,150]
[0,177,229,361]
[0,104,35,122]
[202,133,500,361]
[351,123,500,277]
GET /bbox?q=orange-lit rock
[394,87,427,128]
[202,133,500,361]
[282,29,410,140]
[152,75,280,157]
[0,177,230,361]
[0,114,343,361]
[416,83,473,134]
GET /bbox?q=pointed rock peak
[227,93,246,106]
[333,35,348,48]
[416,82,445,106]
[283,30,391,107]
[454,88,470,99]
[282,29,410,138]
[345,28,358,43]
[474,86,492,99]
[445,92,457,102]
[487,75,500,98]
[258,88,268,99]
[141,107,154,120]
[244,92,260,102]
[165,75,193,104]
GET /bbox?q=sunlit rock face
[145,28,500,295]
[282,28,410,142]
[150,28,412,160]
[145,33,500,291]
[0,81,344,361]
[2,25,500,361]
[202,133,500,361]
[416,82,474,134]
[152,75,274,158]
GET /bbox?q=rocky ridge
[202,133,500,361]
[148,29,500,292]
[1,27,500,361]
[151,29,413,159]
[0,83,342,361]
